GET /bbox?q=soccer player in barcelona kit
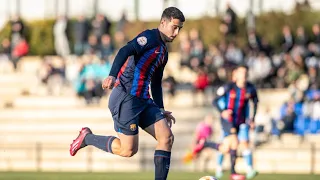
[213,65,259,179]
[185,65,259,180]
[69,7,185,180]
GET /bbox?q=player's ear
[160,17,169,27]
[160,18,166,26]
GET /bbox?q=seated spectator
[225,42,243,65]
[162,74,177,98]
[0,38,13,73]
[295,26,309,47]
[11,37,29,70]
[84,34,100,56]
[39,57,65,95]
[74,56,109,105]
[179,31,191,68]
[310,23,320,45]
[248,52,272,88]
[280,25,294,52]
[100,34,114,62]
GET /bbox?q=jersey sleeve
[127,30,157,55]
[250,85,259,104]
[213,84,230,112]
[150,53,168,109]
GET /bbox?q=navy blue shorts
[108,87,165,135]
[220,119,250,141]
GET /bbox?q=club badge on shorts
[130,124,137,131]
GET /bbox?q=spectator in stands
[116,11,128,33]
[162,74,177,98]
[179,31,191,68]
[220,2,237,37]
[261,38,274,57]
[246,10,255,32]
[308,67,320,89]
[73,15,90,56]
[10,15,25,49]
[113,31,127,52]
[100,34,114,62]
[204,43,224,71]
[247,29,262,53]
[248,52,272,88]
[0,38,11,58]
[0,38,13,73]
[284,57,305,86]
[295,26,309,47]
[274,98,297,137]
[310,23,320,45]
[91,14,111,41]
[39,57,65,95]
[84,34,100,56]
[53,16,70,57]
[225,41,243,65]
[193,67,209,106]
[280,25,294,52]
[74,56,109,105]
[11,37,29,70]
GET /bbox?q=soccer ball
[199,176,218,180]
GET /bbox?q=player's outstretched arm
[102,44,136,89]
[151,66,176,127]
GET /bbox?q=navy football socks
[84,134,116,153]
[230,149,237,174]
[154,150,171,180]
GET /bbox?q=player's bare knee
[159,133,174,148]
[120,146,138,157]
[240,141,249,149]
[120,149,137,157]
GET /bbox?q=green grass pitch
[0,172,319,180]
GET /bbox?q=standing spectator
[53,16,70,57]
[220,3,237,37]
[116,11,128,33]
[11,37,29,70]
[73,15,90,56]
[92,14,111,40]
[246,10,255,32]
[310,23,320,45]
[10,15,25,49]
[280,25,294,52]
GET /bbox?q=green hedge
[1,9,320,55]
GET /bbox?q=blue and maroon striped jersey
[214,82,259,126]
[115,29,168,101]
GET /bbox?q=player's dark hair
[161,7,185,22]
[236,64,249,70]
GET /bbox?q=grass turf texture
[0,172,319,180]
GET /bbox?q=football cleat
[230,173,246,180]
[70,127,92,156]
